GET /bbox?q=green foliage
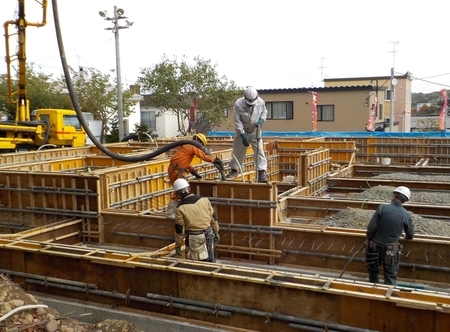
[133,122,153,142]
[412,90,449,115]
[137,55,241,135]
[58,67,135,143]
[0,63,72,119]
[414,118,440,132]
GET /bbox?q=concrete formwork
[1,137,450,331]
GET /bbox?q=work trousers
[186,227,215,263]
[366,240,400,285]
[229,130,267,172]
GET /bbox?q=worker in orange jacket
[166,133,223,218]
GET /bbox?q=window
[385,89,395,101]
[317,105,334,121]
[63,115,81,129]
[378,104,383,120]
[266,101,293,119]
[141,110,156,131]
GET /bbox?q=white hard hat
[394,186,411,201]
[244,86,259,106]
[173,178,190,192]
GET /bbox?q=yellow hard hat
[193,133,207,146]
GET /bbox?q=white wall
[124,94,143,135]
[141,106,187,138]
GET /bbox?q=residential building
[217,86,392,132]
[324,72,412,132]
[124,93,144,136]
[215,72,412,133]
[140,96,187,138]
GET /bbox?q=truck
[2,0,86,152]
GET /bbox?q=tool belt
[384,243,402,267]
[186,227,213,261]
[368,240,402,267]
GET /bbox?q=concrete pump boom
[4,0,48,122]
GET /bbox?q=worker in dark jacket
[173,178,220,262]
[365,186,414,285]
[166,133,223,219]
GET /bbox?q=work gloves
[190,170,202,179]
[214,232,220,242]
[175,246,182,256]
[213,157,224,171]
[240,133,250,147]
[257,117,265,126]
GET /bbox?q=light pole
[99,7,133,141]
[389,41,399,132]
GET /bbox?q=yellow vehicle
[2,0,86,151]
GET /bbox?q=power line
[411,76,450,89]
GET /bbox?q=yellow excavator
[2,0,226,178]
[2,0,86,152]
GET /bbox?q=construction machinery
[2,0,86,152]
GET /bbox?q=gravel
[312,184,450,237]
[0,275,139,332]
[317,207,450,237]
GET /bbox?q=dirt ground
[0,274,139,332]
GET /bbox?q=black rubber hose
[51,0,213,163]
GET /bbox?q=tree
[58,67,135,142]
[0,63,72,119]
[414,118,439,132]
[137,55,241,135]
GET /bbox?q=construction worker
[172,178,220,262]
[166,133,224,219]
[365,186,415,285]
[226,86,268,182]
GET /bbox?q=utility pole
[99,6,133,142]
[389,41,399,132]
[319,57,325,83]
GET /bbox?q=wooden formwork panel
[101,210,174,250]
[327,137,450,165]
[0,156,147,172]
[0,146,93,165]
[284,196,450,220]
[190,181,278,262]
[0,171,101,242]
[0,157,88,171]
[297,149,330,196]
[0,242,449,332]
[276,140,356,164]
[96,161,170,212]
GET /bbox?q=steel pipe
[25,280,231,317]
[146,293,377,332]
[0,270,98,289]
[218,223,283,235]
[109,231,174,242]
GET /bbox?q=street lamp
[99,6,133,141]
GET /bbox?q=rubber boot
[166,198,178,219]
[257,170,268,183]
[226,169,239,178]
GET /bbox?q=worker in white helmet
[365,186,414,285]
[226,86,268,183]
[172,178,220,262]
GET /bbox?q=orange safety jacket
[168,145,216,199]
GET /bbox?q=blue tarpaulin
[208,131,450,138]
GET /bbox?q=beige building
[324,72,413,132]
[217,72,412,133]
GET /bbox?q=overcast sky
[1,0,449,94]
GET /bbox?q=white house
[140,98,187,139]
[123,93,144,136]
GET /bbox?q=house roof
[259,85,375,93]
[323,71,412,83]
